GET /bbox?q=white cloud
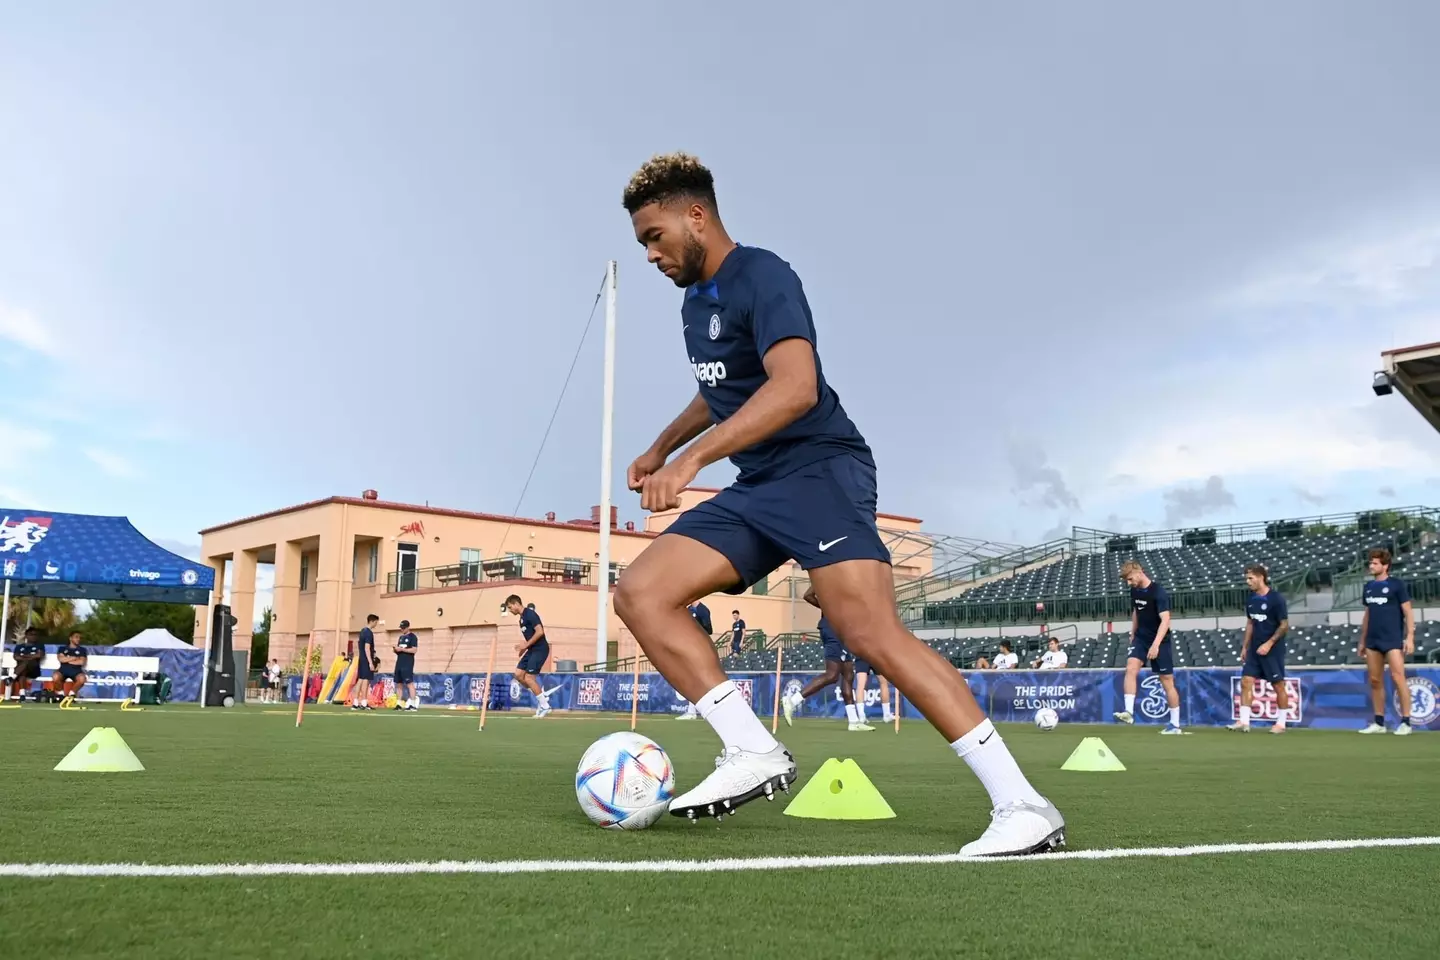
[0,422,54,458]
[1233,225,1440,308]
[0,301,59,357]
[84,448,142,479]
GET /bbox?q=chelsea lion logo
[182,569,198,586]
[784,679,803,701]
[1399,678,1439,726]
[708,313,721,339]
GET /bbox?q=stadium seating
[717,621,1440,672]
[923,532,1390,626]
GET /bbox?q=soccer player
[781,616,872,731]
[4,627,45,701]
[505,595,552,717]
[55,631,89,700]
[854,656,893,724]
[613,152,1063,854]
[1114,560,1183,734]
[352,614,379,710]
[729,609,746,655]
[1357,548,1415,735]
[392,619,418,711]
[1230,564,1290,733]
[688,599,713,637]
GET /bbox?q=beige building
[196,488,931,674]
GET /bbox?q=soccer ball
[575,731,675,830]
[1034,708,1059,731]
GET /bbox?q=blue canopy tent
[1,509,215,639]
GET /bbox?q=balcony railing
[386,556,625,594]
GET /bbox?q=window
[751,575,768,596]
[505,551,525,579]
[396,543,419,592]
[352,548,358,583]
[300,554,311,592]
[460,548,482,583]
[368,543,379,583]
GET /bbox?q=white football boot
[781,692,801,726]
[1358,722,1387,734]
[1113,711,1134,724]
[669,743,798,821]
[848,721,876,732]
[960,799,1066,857]
[1394,724,1412,736]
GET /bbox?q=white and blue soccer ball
[1034,708,1060,732]
[575,731,675,830]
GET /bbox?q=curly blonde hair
[622,152,717,213]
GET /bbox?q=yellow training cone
[54,727,145,772]
[783,758,896,819]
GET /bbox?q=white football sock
[1124,694,1135,714]
[1239,705,1251,724]
[952,719,1045,807]
[845,703,860,723]
[1273,710,1286,729]
[698,680,778,754]
[1169,706,1180,727]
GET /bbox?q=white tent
[116,628,193,649]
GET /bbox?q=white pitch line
[2,836,1437,879]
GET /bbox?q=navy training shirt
[732,618,746,643]
[395,631,418,665]
[14,641,43,661]
[1131,581,1170,641]
[60,643,87,664]
[818,616,838,643]
[520,607,545,646]
[1245,589,1288,647]
[1363,577,1411,646]
[358,626,375,656]
[680,245,874,484]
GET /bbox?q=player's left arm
[1402,601,1415,654]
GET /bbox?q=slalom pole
[770,643,785,734]
[478,634,498,732]
[629,635,641,731]
[294,633,316,728]
[894,682,901,734]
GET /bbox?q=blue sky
[3,0,1439,578]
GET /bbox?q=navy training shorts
[664,454,891,594]
[517,640,549,675]
[1242,643,1285,683]
[393,662,415,684]
[356,655,374,681]
[1128,638,1174,675]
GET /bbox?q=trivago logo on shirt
[691,358,728,387]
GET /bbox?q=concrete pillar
[230,549,257,659]
[271,541,301,669]
[313,529,354,659]
[201,556,229,651]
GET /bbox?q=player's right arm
[629,392,711,490]
[1241,619,1252,660]
[1357,607,1369,656]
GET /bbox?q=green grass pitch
[2,704,1436,959]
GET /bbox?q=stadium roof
[1382,341,1440,435]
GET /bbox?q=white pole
[596,259,618,666]
[1,577,10,656]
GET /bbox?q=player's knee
[1368,673,1384,690]
[612,569,669,624]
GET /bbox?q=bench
[1,653,161,704]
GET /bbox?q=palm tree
[34,598,78,637]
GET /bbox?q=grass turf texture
[3,705,1436,959]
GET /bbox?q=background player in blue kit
[392,619,418,711]
[55,631,89,701]
[1115,560,1183,733]
[781,615,872,731]
[506,595,552,718]
[352,613,379,710]
[1357,548,1415,735]
[614,152,1062,856]
[1229,564,1290,733]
